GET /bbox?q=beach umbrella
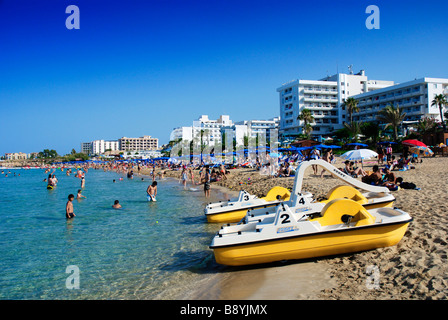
[340,149,378,167]
[346,143,368,148]
[402,139,427,147]
[409,146,433,157]
[378,141,397,145]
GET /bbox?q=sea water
[0,168,228,299]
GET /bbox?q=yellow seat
[321,185,368,205]
[261,186,291,202]
[311,198,376,227]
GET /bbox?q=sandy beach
[149,156,448,300]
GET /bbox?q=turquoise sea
[0,168,227,299]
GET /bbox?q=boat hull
[206,209,250,223]
[212,221,410,266]
[206,203,277,223]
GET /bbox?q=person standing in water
[77,189,86,199]
[66,194,76,219]
[81,176,85,188]
[146,181,158,201]
[203,165,211,198]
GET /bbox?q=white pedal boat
[204,186,291,223]
[210,198,412,266]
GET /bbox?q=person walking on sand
[147,181,158,201]
[320,149,332,178]
[309,147,320,175]
[66,194,76,219]
[189,167,196,185]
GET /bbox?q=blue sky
[1,0,448,155]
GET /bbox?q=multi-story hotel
[92,140,119,154]
[118,136,158,151]
[352,77,448,124]
[170,115,279,146]
[4,152,29,160]
[81,140,119,155]
[277,70,394,137]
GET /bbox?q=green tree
[432,94,447,132]
[416,116,437,135]
[343,121,361,140]
[360,121,381,143]
[297,108,314,138]
[376,104,407,141]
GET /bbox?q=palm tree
[343,121,361,140]
[376,104,407,141]
[431,94,447,132]
[297,108,314,138]
[416,116,437,135]
[343,97,360,124]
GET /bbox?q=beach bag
[400,182,416,189]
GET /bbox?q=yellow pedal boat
[210,198,412,266]
[204,186,291,223]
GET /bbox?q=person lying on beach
[77,189,86,199]
[112,200,122,209]
[66,194,76,219]
[147,181,158,201]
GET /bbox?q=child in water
[77,189,86,199]
[66,194,76,219]
[146,181,158,202]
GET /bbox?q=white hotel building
[170,115,280,146]
[277,70,394,137]
[278,70,448,138]
[352,77,448,124]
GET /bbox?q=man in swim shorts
[147,181,158,201]
[66,194,76,219]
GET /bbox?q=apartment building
[4,152,29,160]
[352,77,448,123]
[119,136,158,151]
[277,70,394,137]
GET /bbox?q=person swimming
[112,200,122,209]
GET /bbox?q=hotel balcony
[303,95,338,103]
[303,88,338,95]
